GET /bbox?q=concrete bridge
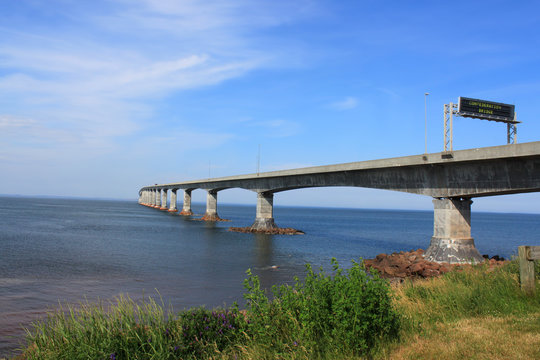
[139,141,540,264]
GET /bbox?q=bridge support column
[160,189,168,210]
[202,190,221,221]
[250,192,277,230]
[180,190,193,215]
[168,189,178,212]
[154,189,161,208]
[425,198,484,264]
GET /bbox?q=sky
[1,0,540,213]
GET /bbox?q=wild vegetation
[20,258,540,359]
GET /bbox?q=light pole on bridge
[425,92,429,154]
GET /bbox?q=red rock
[440,264,451,273]
[228,226,304,235]
[421,268,439,278]
[364,249,460,280]
[377,257,392,269]
[363,259,374,267]
[384,267,397,277]
[410,262,424,274]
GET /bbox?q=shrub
[243,258,400,357]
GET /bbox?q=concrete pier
[201,190,221,221]
[180,189,193,215]
[250,192,277,230]
[168,189,178,212]
[160,189,168,210]
[424,198,484,264]
[154,189,161,208]
[147,190,152,206]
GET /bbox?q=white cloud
[0,0,320,197]
[0,1,305,164]
[329,96,358,110]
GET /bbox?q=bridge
[139,141,540,264]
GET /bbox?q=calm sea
[1,196,539,356]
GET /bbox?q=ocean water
[1,196,539,356]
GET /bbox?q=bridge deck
[142,141,540,198]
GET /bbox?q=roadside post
[518,246,540,295]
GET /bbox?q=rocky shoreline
[364,249,508,282]
[228,226,305,235]
[193,216,231,222]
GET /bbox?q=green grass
[399,263,540,324]
[19,259,540,360]
[23,295,248,360]
[385,261,540,359]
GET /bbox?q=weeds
[399,263,540,325]
[243,258,400,357]
[21,258,540,359]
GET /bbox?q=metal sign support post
[444,103,457,152]
[507,115,517,144]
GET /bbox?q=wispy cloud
[329,96,358,110]
[250,119,301,138]
[0,0,313,170]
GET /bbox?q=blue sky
[1,0,540,213]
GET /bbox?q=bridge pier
[168,189,178,212]
[180,189,193,215]
[144,190,149,205]
[202,190,221,221]
[425,197,484,264]
[149,190,155,207]
[160,189,168,210]
[152,189,159,208]
[250,192,277,230]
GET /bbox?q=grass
[17,259,540,360]
[22,295,248,360]
[397,264,540,324]
[385,314,540,360]
[381,263,540,360]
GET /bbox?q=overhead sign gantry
[444,97,519,151]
